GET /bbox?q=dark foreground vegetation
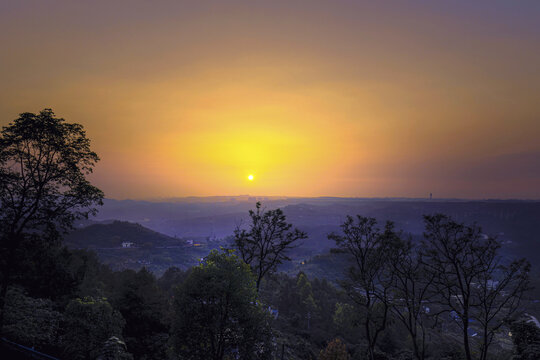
[1,110,540,360]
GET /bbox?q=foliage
[8,245,108,303]
[510,321,540,360]
[157,266,189,296]
[319,338,350,360]
[0,108,103,238]
[96,336,134,360]
[333,302,359,334]
[171,249,273,360]
[2,287,62,351]
[234,202,307,292]
[297,272,318,322]
[107,268,169,360]
[69,248,112,298]
[0,109,103,329]
[61,297,126,360]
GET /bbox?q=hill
[65,220,185,249]
[64,221,209,274]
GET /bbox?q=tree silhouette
[0,109,103,332]
[62,297,126,360]
[421,214,530,360]
[234,202,307,292]
[329,216,402,360]
[171,250,273,360]
[389,239,435,360]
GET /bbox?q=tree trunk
[463,320,472,360]
[0,243,15,336]
[480,323,489,360]
[420,325,427,360]
[365,316,375,360]
[0,278,8,334]
[411,333,421,360]
[0,262,12,336]
[256,275,262,294]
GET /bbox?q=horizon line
[102,195,540,203]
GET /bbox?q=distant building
[122,242,134,248]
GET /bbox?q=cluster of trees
[0,110,301,359]
[328,215,530,360]
[0,109,537,360]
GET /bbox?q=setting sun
[248,174,254,181]
[1,1,539,202]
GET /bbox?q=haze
[1,0,539,199]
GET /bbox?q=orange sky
[1,1,539,199]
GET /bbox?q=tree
[389,240,435,360]
[234,202,307,292]
[171,249,273,360]
[319,338,350,360]
[108,268,169,360]
[421,214,530,360]
[328,216,401,360]
[2,287,62,352]
[333,302,361,338]
[11,245,103,302]
[473,245,529,360]
[0,109,103,330]
[511,321,540,360]
[61,297,126,360]
[421,214,484,360]
[296,272,318,330]
[157,266,189,296]
[96,336,134,360]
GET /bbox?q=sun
[247,174,254,181]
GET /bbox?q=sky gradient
[1,0,539,199]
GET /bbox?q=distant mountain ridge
[63,199,540,275]
[85,198,540,263]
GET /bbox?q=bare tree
[421,214,483,360]
[389,239,435,360]
[421,214,530,360]
[329,216,401,360]
[234,202,307,293]
[474,251,530,360]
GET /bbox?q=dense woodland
[1,111,540,360]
